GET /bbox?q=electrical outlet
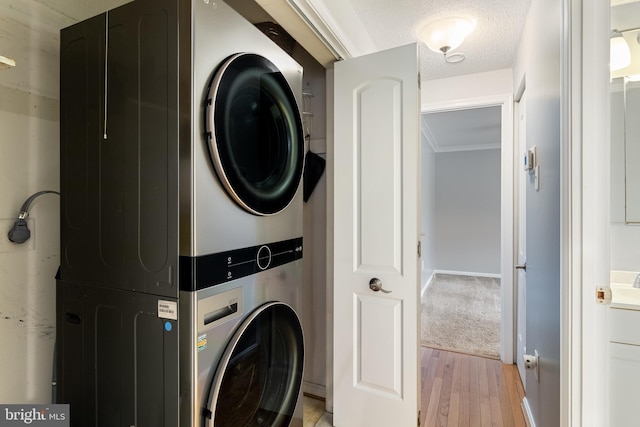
[523,353,537,370]
[523,349,540,382]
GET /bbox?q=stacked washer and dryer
[56,0,305,426]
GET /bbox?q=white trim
[431,143,502,153]
[421,272,435,299]
[421,118,439,153]
[263,0,377,61]
[422,95,509,114]
[422,93,514,364]
[433,269,502,279]
[563,0,576,424]
[303,381,326,399]
[567,0,611,425]
[522,397,537,427]
[420,115,501,153]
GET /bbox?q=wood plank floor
[420,347,526,427]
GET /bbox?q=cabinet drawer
[610,308,640,345]
[610,342,640,427]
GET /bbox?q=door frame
[514,82,527,386]
[565,0,610,425]
[422,94,515,364]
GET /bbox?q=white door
[516,91,527,386]
[333,43,421,427]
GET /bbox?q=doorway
[421,96,515,364]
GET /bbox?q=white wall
[512,0,563,424]
[0,0,129,404]
[420,70,511,284]
[433,149,501,275]
[422,68,513,107]
[420,137,435,289]
[294,45,329,398]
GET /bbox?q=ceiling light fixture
[419,17,476,59]
[610,30,631,71]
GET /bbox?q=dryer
[59,0,305,295]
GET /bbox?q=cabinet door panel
[60,0,179,297]
[610,342,640,427]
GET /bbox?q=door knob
[369,278,391,293]
[515,263,526,271]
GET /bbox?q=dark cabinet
[56,280,179,426]
[60,0,179,297]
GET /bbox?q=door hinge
[417,410,421,426]
[596,286,612,305]
[417,241,421,257]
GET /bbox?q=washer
[181,254,304,427]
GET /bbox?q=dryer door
[205,53,304,216]
[204,302,304,427]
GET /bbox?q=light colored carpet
[421,273,501,359]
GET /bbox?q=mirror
[625,79,640,222]
[610,1,640,271]
[610,1,640,223]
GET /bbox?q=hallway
[420,347,526,426]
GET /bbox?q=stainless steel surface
[181,259,303,427]
[181,0,304,257]
[369,277,392,293]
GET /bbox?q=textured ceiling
[348,0,532,80]
[423,106,501,152]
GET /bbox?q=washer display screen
[205,53,304,216]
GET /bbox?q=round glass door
[204,302,304,427]
[205,53,304,216]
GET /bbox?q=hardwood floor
[420,347,526,427]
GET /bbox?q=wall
[512,0,562,424]
[433,149,501,275]
[0,0,129,404]
[422,68,513,106]
[293,47,328,398]
[420,138,435,289]
[420,70,512,286]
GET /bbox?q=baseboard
[521,397,536,427]
[433,269,501,279]
[421,272,435,299]
[303,381,326,399]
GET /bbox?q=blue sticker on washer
[164,321,173,332]
[197,334,207,352]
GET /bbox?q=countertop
[611,271,640,310]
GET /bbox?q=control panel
[180,237,303,291]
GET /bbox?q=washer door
[204,302,304,427]
[205,53,304,216]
